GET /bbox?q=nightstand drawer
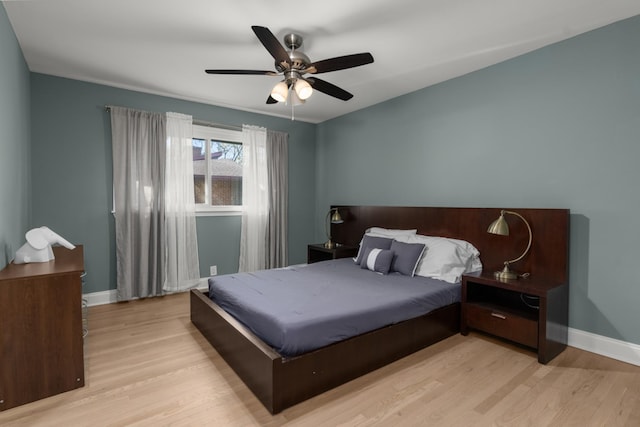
[464,303,538,349]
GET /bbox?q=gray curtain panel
[266,130,288,268]
[110,107,167,300]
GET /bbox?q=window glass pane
[209,140,242,206]
[191,124,243,212]
[192,138,206,204]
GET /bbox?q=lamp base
[324,240,336,249]
[494,265,518,281]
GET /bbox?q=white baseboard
[82,288,640,367]
[83,277,210,307]
[84,289,118,306]
[568,327,640,367]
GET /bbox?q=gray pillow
[354,235,393,264]
[360,248,394,274]
[390,240,426,276]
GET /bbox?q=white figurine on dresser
[13,226,75,264]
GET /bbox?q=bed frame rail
[191,289,459,413]
[191,289,280,410]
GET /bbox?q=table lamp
[487,210,532,280]
[324,208,344,249]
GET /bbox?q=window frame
[192,124,243,216]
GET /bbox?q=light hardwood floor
[1,292,639,426]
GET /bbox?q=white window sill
[195,206,243,217]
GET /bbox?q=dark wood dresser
[0,245,85,411]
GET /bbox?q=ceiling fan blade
[251,26,290,67]
[307,77,353,101]
[308,53,374,74]
[205,69,278,76]
[266,95,278,104]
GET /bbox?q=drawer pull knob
[491,312,507,320]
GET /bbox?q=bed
[190,206,569,414]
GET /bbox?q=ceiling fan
[205,26,374,105]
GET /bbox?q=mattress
[208,258,461,357]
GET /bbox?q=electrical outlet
[210,265,217,276]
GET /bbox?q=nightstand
[307,244,358,264]
[461,272,568,364]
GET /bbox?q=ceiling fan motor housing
[275,33,310,72]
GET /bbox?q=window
[192,125,243,215]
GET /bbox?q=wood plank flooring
[1,292,639,426]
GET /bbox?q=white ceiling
[4,0,640,123]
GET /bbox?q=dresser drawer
[464,303,538,349]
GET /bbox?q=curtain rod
[105,105,151,113]
[104,106,242,132]
[192,119,242,132]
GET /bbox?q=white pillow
[365,227,418,238]
[396,234,482,283]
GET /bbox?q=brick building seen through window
[192,134,242,207]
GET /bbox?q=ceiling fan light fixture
[288,88,305,106]
[294,78,313,100]
[271,81,288,102]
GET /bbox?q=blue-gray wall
[29,74,316,293]
[317,15,640,345]
[0,4,30,269]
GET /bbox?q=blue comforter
[208,258,460,357]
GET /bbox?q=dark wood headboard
[330,206,569,284]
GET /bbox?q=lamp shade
[294,78,313,100]
[330,210,343,224]
[270,81,288,102]
[487,213,509,236]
